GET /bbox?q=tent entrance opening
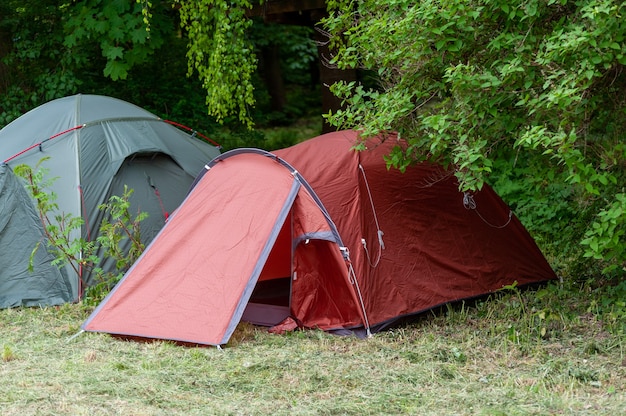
[242,213,293,326]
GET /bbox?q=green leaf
[102,45,124,61]
[103,60,128,81]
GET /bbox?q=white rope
[463,192,513,229]
[359,164,385,267]
[346,260,372,338]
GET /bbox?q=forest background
[0,0,624,323]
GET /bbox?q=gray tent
[0,94,220,303]
[0,164,74,308]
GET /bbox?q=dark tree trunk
[261,44,287,113]
[311,10,357,134]
[248,1,358,133]
[0,29,11,99]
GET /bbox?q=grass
[1,283,625,415]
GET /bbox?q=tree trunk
[261,44,287,113]
[0,28,11,99]
[312,11,357,134]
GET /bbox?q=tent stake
[66,329,85,343]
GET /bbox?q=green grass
[1,283,625,415]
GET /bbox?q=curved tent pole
[199,148,345,245]
[3,118,221,164]
[2,125,85,164]
[162,119,221,148]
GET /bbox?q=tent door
[241,211,293,326]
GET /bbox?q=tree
[321,0,625,277]
[171,1,322,128]
[138,0,623,276]
[0,0,176,126]
[174,0,257,127]
[1,1,318,140]
[0,1,77,124]
[63,0,167,82]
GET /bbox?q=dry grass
[1,286,625,415]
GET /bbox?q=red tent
[83,130,556,345]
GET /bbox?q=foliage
[2,344,16,362]
[64,0,166,81]
[13,160,147,304]
[322,0,626,277]
[488,154,593,277]
[83,186,149,306]
[175,0,257,127]
[0,1,81,123]
[589,278,626,334]
[247,19,320,127]
[97,185,147,272]
[13,159,97,287]
[581,192,626,274]
[0,0,170,124]
[173,2,320,129]
[1,1,318,150]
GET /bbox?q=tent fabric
[0,164,74,308]
[83,130,557,346]
[0,94,220,304]
[274,131,557,330]
[83,150,364,345]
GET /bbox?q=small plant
[495,281,566,345]
[2,344,16,362]
[581,192,626,276]
[83,186,148,306]
[14,158,98,290]
[588,279,626,335]
[14,159,147,305]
